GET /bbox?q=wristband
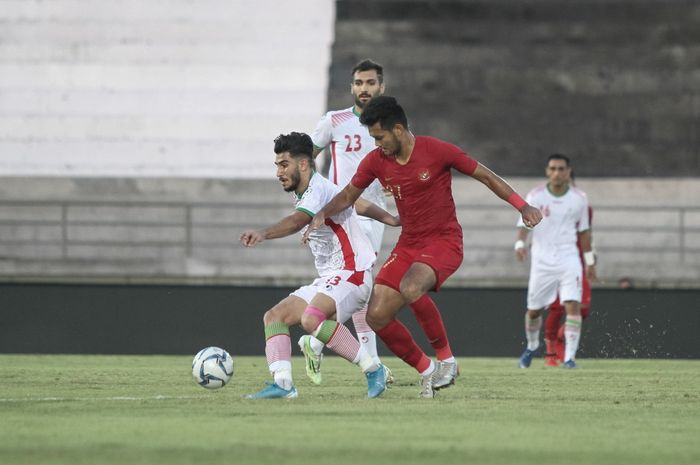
[584,251,595,266]
[514,240,525,250]
[507,192,527,211]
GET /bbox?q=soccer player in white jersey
[297,59,390,385]
[239,132,400,399]
[515,154,597,369]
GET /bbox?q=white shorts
[527,255,582,310]
[358,218,384,255]
[290,269,372,324]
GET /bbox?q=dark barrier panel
[0,284,697,358]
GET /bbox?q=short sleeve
[296,178,333,217]
[434,138,477,175]
[577,194,591,232]
[310,112,332,150]
[350,150,379,190]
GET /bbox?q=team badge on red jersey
[418,169,431,181]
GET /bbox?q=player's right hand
[515,247,527,262]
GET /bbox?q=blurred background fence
[0,178,698,288]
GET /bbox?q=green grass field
[1,355,698,465]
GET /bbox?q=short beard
[283,170,301,192]
[354,94,370,109]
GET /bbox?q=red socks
[376,319,431,373]
[410,294,453,360]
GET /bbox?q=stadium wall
[0,283,697,359]
[330,0,700,177]
[0,0,334,178]
[1,0,698,288]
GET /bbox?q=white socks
[269,360,293,390]
[564,314,582,361]
[525,314,542,351]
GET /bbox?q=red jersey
[351,136,478,247]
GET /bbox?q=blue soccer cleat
[245,382,298,399]
[366,364,387,398]
[518,349,536,368]
[562,359,577,369]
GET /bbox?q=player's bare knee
[366,310,388,331]
[262,308,283,326]
[527,309,543,319]
[300,314,318,334]
[399,282,424,304]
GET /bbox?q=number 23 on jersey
[344,134,362,152]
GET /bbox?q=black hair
[547,153,571,166]
[352,59,384,84]
[359,96,408,131]
[273,132,313,161]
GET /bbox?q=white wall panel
[0,0,334,178]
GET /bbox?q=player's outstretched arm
[303,183,364,243]
[240,211,311,247]
[354,197,400,227]
[470,163,542,228]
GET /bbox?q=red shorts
[375,238,463,292]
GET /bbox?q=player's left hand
[240,230,264,247]
[586,265,597,282]
[520,205,543,228]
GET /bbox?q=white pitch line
[0,394,213,403]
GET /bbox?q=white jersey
[294,172,376,276]
[310,106,387,210]
[518,184,590,266]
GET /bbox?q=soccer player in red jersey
[304,96,542,397]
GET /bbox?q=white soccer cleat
[298,335,323,385]
[383,364,395,387]
[419,371,435,399]
[432,360,459,390]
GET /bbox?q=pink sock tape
[303,305,327,323]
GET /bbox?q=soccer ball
[192,346,234,389]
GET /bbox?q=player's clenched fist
[520,205,543,229]
[240,230,264,247]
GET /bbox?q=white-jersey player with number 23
[298,59,391,386]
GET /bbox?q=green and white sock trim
[313,320,338,344]
[264,322,290,340]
